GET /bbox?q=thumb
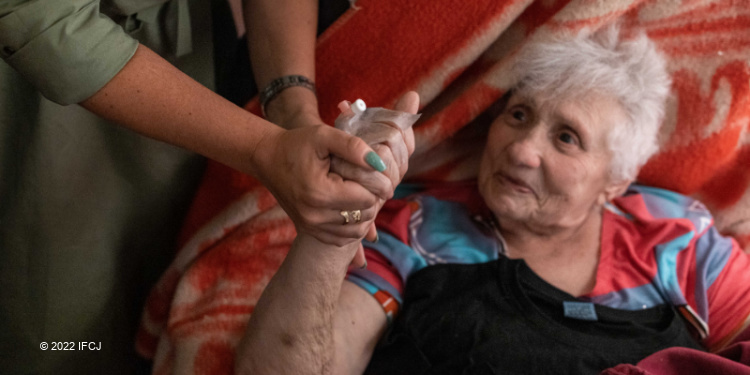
[394,91,420,114]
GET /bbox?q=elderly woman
[235,26,750,374]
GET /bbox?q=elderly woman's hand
[332,92,419,201]
[329,92,419,266]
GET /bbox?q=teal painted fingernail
[365,151,387,172]
[360,260,368,270]
[374,233,379,243]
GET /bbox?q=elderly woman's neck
[501,205,601,245]
[499,209,603,296]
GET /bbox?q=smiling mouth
[497,173,536,196]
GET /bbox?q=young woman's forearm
[80,44,280,177]
[78,43,397,251]
[243,0,321,128]
[243,0,317,89]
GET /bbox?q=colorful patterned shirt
[347,183,750,350]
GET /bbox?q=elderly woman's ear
[600,179,633,205]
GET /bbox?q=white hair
[510,25,671,182]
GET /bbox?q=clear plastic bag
[333,99,421,170]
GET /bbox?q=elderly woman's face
[478,92,627,232]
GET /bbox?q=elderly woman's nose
[507,130,542,168]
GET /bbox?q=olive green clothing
[0,0,199,104]
[0,0,213,373]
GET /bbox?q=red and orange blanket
[137,0,750,373]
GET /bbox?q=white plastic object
[352,99,367,116]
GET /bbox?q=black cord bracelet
[259,75,317,118]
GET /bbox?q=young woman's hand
[251,124,389,246]
[251,92,418,267]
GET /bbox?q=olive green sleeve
[0,0,138,105]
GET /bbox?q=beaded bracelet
[259,75,317,118]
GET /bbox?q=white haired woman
[235,26,750,374]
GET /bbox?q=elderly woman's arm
[235,94,419,375]
[235,235,387,374]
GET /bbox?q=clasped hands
[252,92,419,264]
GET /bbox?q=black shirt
[366,256,703,375]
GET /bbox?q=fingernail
[374,233,379,243]
[365,151,387,172]
[360,260,368,270]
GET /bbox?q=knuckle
[386,188,397,201]
[375,145,395,163]
[373,180,391,199]
[364,209,377,222]
[362,194,378,207]
[386,129,402,145]
[371,143,387,154]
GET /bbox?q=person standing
[0,0,388,373]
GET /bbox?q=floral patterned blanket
[137,1,750,373]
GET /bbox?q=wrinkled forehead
[508,88,626,126]
[513,83,601,110]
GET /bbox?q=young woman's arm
[81,44,390,243]
[243,0,321,130]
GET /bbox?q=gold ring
[340,210,350,225]
[351,210,362,223]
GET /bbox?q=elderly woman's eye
[558,132,578,145]
[512,109,526,121]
